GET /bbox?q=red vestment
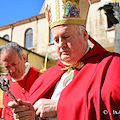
[28,37,120,120]
[2,67,40,120]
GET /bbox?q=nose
[8,66,16,73]
[59,39,66,48]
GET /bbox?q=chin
[61,58,72,64]
[61,57,70,62]
[12,74,20,79]
[61,55,70,59]
[62,58,77,64]
[12,76,18,79]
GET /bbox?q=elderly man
[8,0,120,120]
[0,42,40,120]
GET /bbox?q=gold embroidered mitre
[45,0,90,29]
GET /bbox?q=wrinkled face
[0,48,26,79]
[51,24,88,64]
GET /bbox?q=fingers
[8,99,23,108]
[8,100,19,108]
[8,99,33,109]
[14,110,34,120]
[8,99,35,120]
[12,105,29,113]
[33,99,42,111]
[33,98,58,119]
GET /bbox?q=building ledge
[106,26,115,32]
[0,13,45,31]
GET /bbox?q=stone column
[114,23,120,53]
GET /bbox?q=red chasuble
[28,37,120,120]
[2,67,40,120]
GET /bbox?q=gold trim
[50,19,86,29]
[55,0,60,21]
[0,90,3,107]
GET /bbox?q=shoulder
[106,52,120,64]
[99,51,120,63]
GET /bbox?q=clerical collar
[12,62,30,82]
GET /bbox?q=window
[3,35,9,40]
[25,28,33,49]
[49,29,54,44]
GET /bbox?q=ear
[22,54,27,63]
[83,30,88,41]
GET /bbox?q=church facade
[0,0,116,63]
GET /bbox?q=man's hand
[34,98,58,119]
[8,99,35,120]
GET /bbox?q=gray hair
[76,25,86,35]
[76,25,88,40]
[0,42,23,59]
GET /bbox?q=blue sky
[0,0,45,26]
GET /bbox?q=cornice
[0,13,45,31]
